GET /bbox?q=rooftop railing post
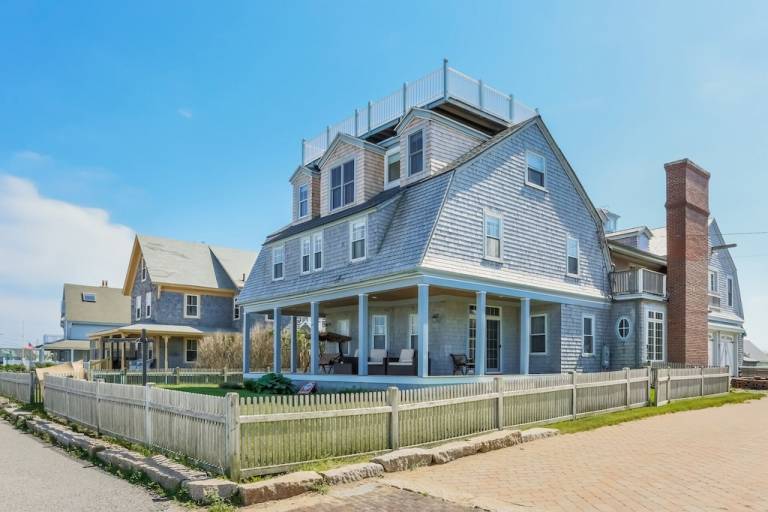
[478,79,484,108]
[301,139,306,165]
[637,268,645,295]
[367,101,372,132]
[325,125,331,147]
[508,93,515,122]
[402,82,408,114]
[354,109,359,136]
[442,58,449,99]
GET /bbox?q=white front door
[718,334,736,376]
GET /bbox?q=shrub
[244,373,296,395]
[0,364,28,373]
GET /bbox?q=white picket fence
[34,367,731,480]
[653,366,731,405]
[43,376,238,474]
[0,372,33,403]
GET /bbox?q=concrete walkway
[0,420,181,512]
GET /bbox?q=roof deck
[301,59,537,165]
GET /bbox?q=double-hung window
[526,150,546,189]
[582,315,595,355]
[330,160,355,210]
[145,291,152,319]
[350,217,367,261]
[408,130,423,175]
[301,237,311,274]
[312,232,323,270]
[566,237,580,276]
[371,314,387,350]
[408,313,418,349]
[385,148,401,187]
[135,295,142,321]
[484,212,502,260]
[185,339,198,363]
[298,184,309,218]
[709,270,718,293]
[184,294,200,318]
[530,314,547,354]
[727,276,734,307]
[272,246,284,280]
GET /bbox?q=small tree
[196,325,313,371]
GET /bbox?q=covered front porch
[242,276,608,385]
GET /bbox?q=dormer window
[525,150,546,189]
[330,160,355,210]
[272,246,285,280]
[298,184,309,218]
[385,148,401,187]
[408,130,424,175]
[81,292,96,303]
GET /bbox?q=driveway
[0,420,182,512]
[247,397,767,511]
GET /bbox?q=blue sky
[1,0,766,350]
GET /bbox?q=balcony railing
[301,59,538,165]
[611,268,666,297]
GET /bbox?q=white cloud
[12,150,52,164]
[177,108,193,119]
[0,174,135,345]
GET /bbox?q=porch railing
[611,268,666,297]
[301,59,538,164]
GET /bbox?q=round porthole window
[617,317,631,340]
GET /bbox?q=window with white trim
[298,184,309,218]
[727,276,734,307]
[646,310,664,362]
[582,315,595,355]
[530,314,547,354]
[566,237,580,276]
[141,258,147,281]
[81,292,97,302]
[525,150,546,188]
[371,314,387,350]
[185,339,198,363]
[330,160,355,210]
[408,313,418,349]
[617,317,631,340]
[184,294,200,319]
[484,212,502,260]
[709,270,718,293]
[408,130,423,175]
[350,217,367,261]
[385,148,401,186]
[301,236,311,274]
[135,295,142,321]
[145,291,151,319]
[272,246,284,280]
[312,232,323,270]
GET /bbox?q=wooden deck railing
[611,268,666,296]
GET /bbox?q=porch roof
[89,323,236,339]
[41,339,91,351]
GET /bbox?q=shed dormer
[290,166,320,223]
[317,134,385,217]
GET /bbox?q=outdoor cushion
[369,349,387,363]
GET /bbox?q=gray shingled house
[90,235,259,370]
[238,62,745,386]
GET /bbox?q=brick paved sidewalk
[383,396,768,511]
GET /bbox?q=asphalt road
[0,420,182,512]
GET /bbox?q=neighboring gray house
[45,283,130,362]
[239,62,745,385]
[90,235,259,369]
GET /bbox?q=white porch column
[242,312,252,373]
[358,294,369,376]
[289,316,298,373]
[163,336,169,370]
[475,291,487,376]
[310,301,320,374]
[520,298,530,375]
[273,307,282,373]
[70,348,75,362]
[417,284,430,377]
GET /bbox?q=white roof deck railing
[301,59,537,165]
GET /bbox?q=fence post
[174,367,180,385]
[646,365,652,405]
[700,367,705,397]
[571,371,577,419]
[29,370,36,404]
[652,368,659,406]
[624,367,631,408]
[121,368,127,385]
[224,392,241,482]
[494,376,504,430]
[666,369,671,403]
[144,383,154,447]
[387,386,400,450]
[95,379,103,435]
[223,367,228,384]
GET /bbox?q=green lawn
[158,384,267,398]
[549,390,764,434]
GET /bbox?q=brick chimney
[664,159,710,365]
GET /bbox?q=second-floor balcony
[611,268,666,298]
[301,59,538,165]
